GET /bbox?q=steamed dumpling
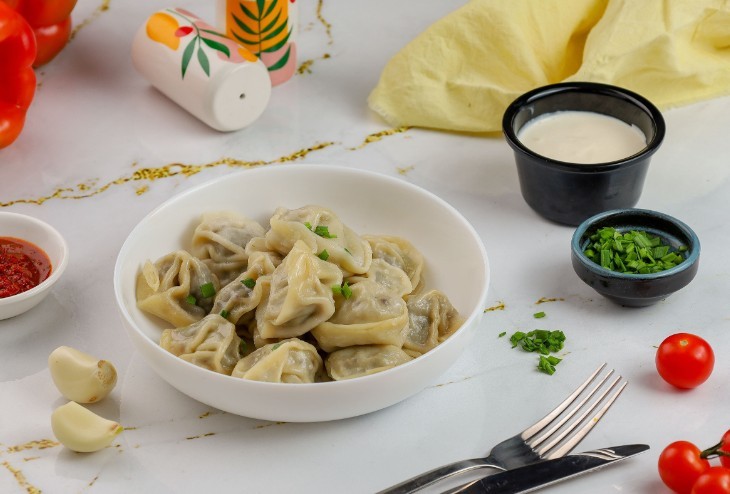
[325,344,413,380]
[347,258,413,298]
[136,250,220,327]
[404,290,462,355]
[191,211,266,285]
[160,314,241,375]
[255,240,343,340]
[364,234,425,292]
[232,338,322,383]
[212,250,278,325]
[311,279,409,353]
[264,205,372,275]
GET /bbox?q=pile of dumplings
[136,205,462,383]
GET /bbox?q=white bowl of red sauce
[0,212,68,320]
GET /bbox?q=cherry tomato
[691,467,730,494]
[659,441,711,494]
[718,431,730,470]
[656,333,714,389]
[702,430,730,469]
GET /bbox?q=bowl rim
[502,81,666,171]
[0,212,69,308]
[113,164,491,389]
[570,208,700,281]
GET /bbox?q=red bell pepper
[2,0,77,66]
[0,1,36,149]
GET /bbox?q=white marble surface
[2,1,730,493]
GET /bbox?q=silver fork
[377,364,627,494]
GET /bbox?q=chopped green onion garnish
[318,250,330,261]
[185,295,197,305]
[583,227,685,274]
[304,222,337,238]
[314,225,336,238]
[498,331,506,338]
[239,340,248,354]
[220,309,230,318]
[332,281,353,299]
[533,311,546,319]
[271,342,282,351]
[241,278,256,289]
[344,247,352,256]
[200,282,216,298]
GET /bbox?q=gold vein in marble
[484,301,506,312]
[6,440,59,454]
[350,126,411,150]
[0,142,335,208]
[317,0,334,45]
[297,53,331,75]
[2,461,41,494]
[70,0,112,41]
[254,421,287,429]
[185,432,216,440]
[535,297,565,304]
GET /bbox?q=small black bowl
[571,209,700,307]
[503,82,665,226]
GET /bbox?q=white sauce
[517,111,647,164]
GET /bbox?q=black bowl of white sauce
[502,82,665,226]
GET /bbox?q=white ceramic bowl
[0,212,69,320]
[113,165,490,422]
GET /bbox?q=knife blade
[443,444,649,494]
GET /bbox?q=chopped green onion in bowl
[583,227,686,274]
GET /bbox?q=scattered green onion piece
[239,340,248,354]
[344,247,352,256]
[200,282,216,298]
[241,278,256,289]
[533,311,546,319]
[220,309,230,319]
[332,285,342,296]
[271,342,282,351]
[318,250,330,261]
[498,331,506,338]
[304,222,313,230]
[538,355,562,375]
[185,295,197,305]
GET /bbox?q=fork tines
[520,363,627,460]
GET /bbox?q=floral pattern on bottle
[223,0,297,86]
[146,8,259,79]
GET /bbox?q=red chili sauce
[0,237,52,298]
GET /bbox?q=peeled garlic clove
[48,346,118,403]
[51,402,123,452]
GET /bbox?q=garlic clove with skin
[51,402,123,452]
[48,346,117,403]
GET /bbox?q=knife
[443,444,649,494]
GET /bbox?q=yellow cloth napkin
[368,0,730,133]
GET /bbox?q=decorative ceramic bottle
[217,0,298,86]
[132,8,272,131]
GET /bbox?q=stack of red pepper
[0,0,77,149]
